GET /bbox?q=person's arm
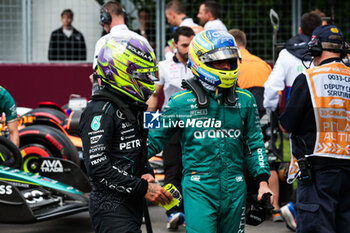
[279,73,309,133]
[263,49,288,113]
[1,88,19,147]
[164,46,174,60]
[142,159,172,205]
[244,96,274,201]
[48,32,57,61]
[257,181,274,203]
[147,95,180,159]
[80,33,87,61]
[243,93,271,187]
[7,120,19,147]
[142,159,155,182]
[145,182,172,205]
[146,84,163,111]
[80,103,171,204]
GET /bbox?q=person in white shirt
[197,1,227,32]
[148,27,195,111]
[92,1,148,70]
[164,0,203,60]
[147,26,195,231]
[165,0,203,34]
[263,12,322,113]
[90,1,148,92]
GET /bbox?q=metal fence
[0,0,24,62]
[0,0,101,63]
[0,0,349,63]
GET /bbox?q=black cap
[312,25,343,44]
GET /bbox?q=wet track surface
[0,205,291,233]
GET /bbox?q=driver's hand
[144,183,172,206]
[141,173,155,183]
[258,181,274,204]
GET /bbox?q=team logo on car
[41,159,64,173]
[0,185,12,195]
[91,115,102,131]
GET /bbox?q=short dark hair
[61,9,73,19]
[173,26,195,44]
[166,0,185,14]
[310,8,326,18]
[300,12,322,36]
[203,1,220,19]
[138,8,150,17]
[229,29,247,48]
[104,1,124,17]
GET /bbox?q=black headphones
[100,4,112,26]
[308,25,349,58]
[100,4,129,27]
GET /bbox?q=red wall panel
[1,64,92,108]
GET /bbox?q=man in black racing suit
[80,35,172,233]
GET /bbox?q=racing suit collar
[198,80,224,100]
[199,79,217,91]
[98,86,148,113]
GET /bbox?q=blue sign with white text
[143,111,162,129]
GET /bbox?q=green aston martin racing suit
[0,86,17,122]
[148,85,270,233]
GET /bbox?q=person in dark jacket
[79,35,172,233]
[264,12,322,113]
[48,9,86,61]
[280,24,350,233]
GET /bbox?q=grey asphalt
[0,205,291,233]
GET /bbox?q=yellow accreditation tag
[158,183,182,210]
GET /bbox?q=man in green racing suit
[147,30,273,233]
[0,86,19,147]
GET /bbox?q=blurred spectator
[92,1,148,70]
[48,9,86,61]
[165,0,203,34]
[135,8,155,48]
[90,1,149,94]
[197,0,227,32]
[165,0,203,59]
[310,8,329,25]
[263,12,322,114]
[229,29,271,117]
[0,86,19,147]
